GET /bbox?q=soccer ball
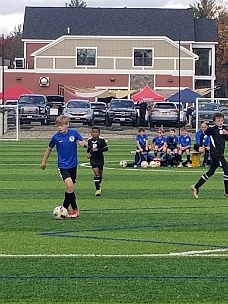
[119,160,127,167]
[141,161,148,168]
[149,160,156,168]
[154,157,161,167]
[53,206,68,220]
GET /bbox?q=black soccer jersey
[87,137,108,161]
[205,125,228,158]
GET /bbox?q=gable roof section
[22,7,216,42]
[30,35,199,60]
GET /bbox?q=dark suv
[106,99,138,127]
[46,95,65,123]
[91,102,107,124]
[18,94,50,125]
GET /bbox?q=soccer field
[0,139,227,303]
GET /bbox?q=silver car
[149,102,179,127]
[63,99,94,125]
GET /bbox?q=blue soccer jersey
[166,135,179,149]
[179,135,191,147]
[136,134,148,148]
[195,130,210,147]
[152,136,166,148]
[49,129,83,169]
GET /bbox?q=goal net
[0,104,19,141]
[194,97,228,132]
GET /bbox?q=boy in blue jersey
[40,115,87,218]
[135,127,152,164]
[165,128,179,167]
[152,129,166,157]
[177,127,191,167]
[87,127,108,196]
[194,122,210,166]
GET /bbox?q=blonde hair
[55,115,69,126]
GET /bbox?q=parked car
[46,95,65,123]
[191,102,221,128]
[63,99,94,125]
[149,102,180,127]
[90,102,107,125]
[18,94,50,125]
[106,99,138,127]
[5,100,18,125]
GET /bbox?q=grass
[0,138,227,303]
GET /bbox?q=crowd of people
[126,122,211,168]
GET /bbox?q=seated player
[135,127,153,165]
[152,129,167,157]
[165,128,179,167]
[194,122,210,167]
[177,127,191,167]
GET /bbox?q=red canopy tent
[0,85,33,102]
[131,85,165,102]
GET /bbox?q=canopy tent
[131,85,165,102]
[0,85,33,102]
[167,88,202,103]
[64,85,135,99]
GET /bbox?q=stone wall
[130,74,154,90]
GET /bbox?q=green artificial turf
[0,139,227,303]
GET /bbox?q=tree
[0,24,23,67]
[190,0,216,18]
[65,0,87,7]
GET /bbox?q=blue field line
[0,274,227,280]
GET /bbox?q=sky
[0,0,191,35]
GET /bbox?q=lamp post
[178,35,181,136]
[1,34,5,134]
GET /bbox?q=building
[2,7,217,101]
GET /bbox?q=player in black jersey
[87,127,108,196]
[190,112,228,198]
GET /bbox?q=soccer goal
[0,104,19,141]
[194,97,228,132]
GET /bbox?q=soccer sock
[63,192,71,209]
[195,173,209,189]
[178,154,182,163]
[94,176,101,190]
[166,154,170,164]
[223,174,228,194]
[154,150,158,157]
[187,154,190,162]
[70,192,78,210]
[175,153,178,162]
[99,176,103,185]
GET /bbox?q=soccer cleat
[95,188,102,196]
[224,193,228,198]
[69,209,80,218]
[186,163,192,168]
[177,163,183,168]
[190,185,199,199]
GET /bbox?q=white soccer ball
[53,206,68,220]
[149,161,157,168]
[119,160,127,167]
[141,161,149,168]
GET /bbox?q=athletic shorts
[90,159,104,170]
[58,166,77,184]
[180,147,190,154]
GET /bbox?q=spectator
[194,122,210,166]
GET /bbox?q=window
[193,48,212,76]
[77,48,96,66]
[134,49,153,67]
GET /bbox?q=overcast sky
[0,0,192,35]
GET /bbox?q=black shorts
[180,147,190,154]
[90,159,104,170]
[58,166,77,184]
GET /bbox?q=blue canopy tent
[168,88,202,103]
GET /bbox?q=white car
[63,99,94,125]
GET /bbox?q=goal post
[195,97,228,132]
[0,104,19,141]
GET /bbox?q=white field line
[0,249,228,258]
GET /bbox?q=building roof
[22,7,217,43]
